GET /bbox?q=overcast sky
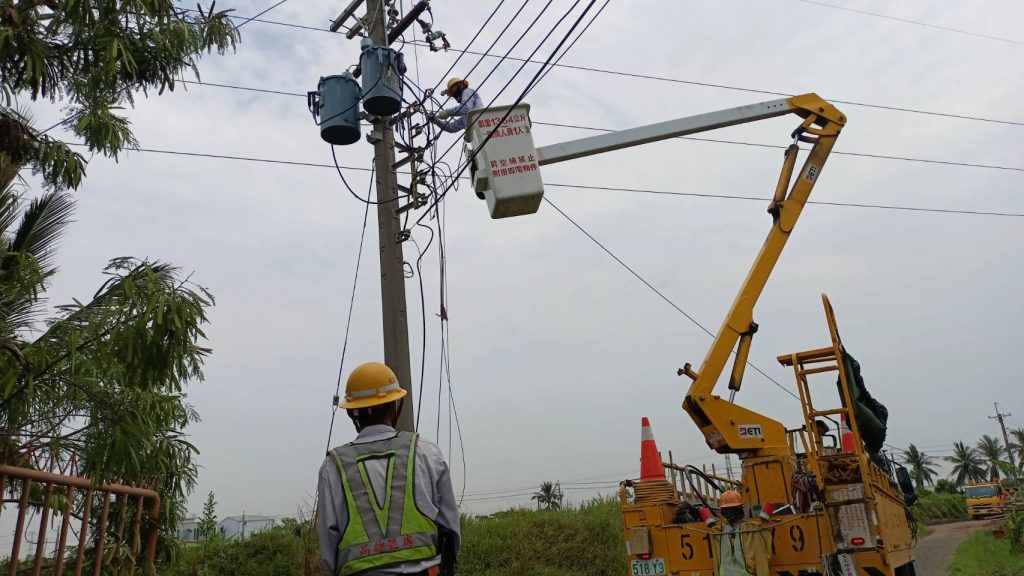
[24,0,1024,518]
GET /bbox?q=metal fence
[0,464,161,576]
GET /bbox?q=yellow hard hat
[442,77,467,96]
[341,362,408,409]
[719,490,743,508]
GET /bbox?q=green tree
[0,0,240,191]
[199,491,219,541]
[1010,428,1024,468]
[903,444,938,490]
[977,435,1006,481]
[945,440,987,486]
[0,188,214,556]
[531,481,564,511]
[933,479,960,495]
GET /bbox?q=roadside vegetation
[948,530,1024,575]
[166,498,625,576]
[913,486,968,524]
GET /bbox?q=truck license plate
[630,558,666,575]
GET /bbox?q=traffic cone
[639,417,666,482]
[840,413,856,453]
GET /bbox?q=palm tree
[944,441,986,486]
[531,481,564,511]
[1010,428,1024,468]
[976,435,1006,480]
[902,444,938,490]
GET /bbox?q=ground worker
[429,77,482,133]
[317,362,460,576]
[715,490,748,576]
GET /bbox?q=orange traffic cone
[639,417,666,482]
[840,413,856,453]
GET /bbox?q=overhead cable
[63,144,1024,219]
[164,81,1024,172]
[235,0,292,29]
[187,8,1024,128]
[541,196,802,401]
[793,0,1024,46]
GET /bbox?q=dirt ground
[913,517,1003,575]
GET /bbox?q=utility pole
[989,402,1015,467]
[333,0,415,432]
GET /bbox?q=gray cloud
[29,0,1024,516]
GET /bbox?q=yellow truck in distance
[965,481,1013,519]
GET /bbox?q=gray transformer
[317,72,362,146]
[359,44,406,116]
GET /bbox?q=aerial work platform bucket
[466,104,544,219]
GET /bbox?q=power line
[324,169,374,453]
[195,9,1024,128]
[541,196,803,402]
[331,146,404,204]
[793,0,1024,46]
[463,480,627,498]
[63,144,1024,218]
[414,0,600,225]
[525,0,610,93]
[534,121,1024,173]
[181,79,303,96]
[235,0,292,29]
[162,80,1024,173]
[417,0,565,158]
[421,0,609,193]
[543,181,1024,218]
[417,0,602,200]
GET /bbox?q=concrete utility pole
[989,402,1015,467]
[334,0,415,432]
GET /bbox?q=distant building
[176,518,202,543]
[218,514,275,540]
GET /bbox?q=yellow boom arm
[679,94,846,455]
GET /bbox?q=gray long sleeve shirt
[436,88,483,133]
[317,425,460,575]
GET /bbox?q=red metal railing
[0,464,161,576]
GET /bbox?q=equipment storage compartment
[467,104,544,219]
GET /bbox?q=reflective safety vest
[329,432,439,576]
[714,524,748,576]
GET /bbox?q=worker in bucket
[429,76,482,133]
[317,362,460,576]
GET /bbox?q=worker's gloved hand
[436,109,450,120]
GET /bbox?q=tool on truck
[464,90,918,575]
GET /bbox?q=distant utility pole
[331,0,417,432]
[989,402,1015,467]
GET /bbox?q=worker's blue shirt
[438,89,482,133]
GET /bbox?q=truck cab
[965,482,1005,519]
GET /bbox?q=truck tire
[896,561,917,576]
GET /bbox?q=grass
[457,499,626,576]
[163,499,626,576]
[948,532,1024,576]
[913,492,968,524]
[164,492,956,576]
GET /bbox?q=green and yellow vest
[329,432,439,575]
